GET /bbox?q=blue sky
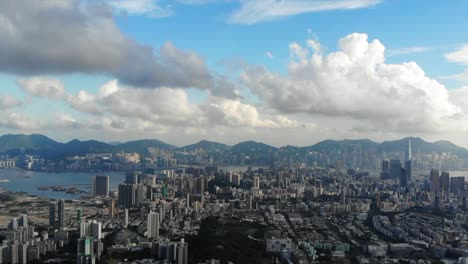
[0,0,467,147]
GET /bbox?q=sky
[0,0,467,147]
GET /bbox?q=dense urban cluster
[1,140,468,263]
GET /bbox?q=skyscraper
[430,169,440,194]
[77,237,95,264]
[58,199,65,229]
[147,211,160,239]
[118,184,136,208]
[404,140,412,182]
[440,171,450,196]
[390,160,402,180]
[92,175,109,197]
[125,173,138,185]
[49,202,56,227]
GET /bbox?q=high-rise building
[440,171,450,195]
[253,176,260,188]
[405,139,412,161]
[176,238,188,264]
[18,214,28,228]
[49,202,56,227]
[125,173,138,185]
[404,140,412,182]
[118,184,136,208]
[124,208,129,228]
[77,237,95,264]
[135,184,146,205]
[58,199,65,229]
[389,160,402,180]
[92,175,109,197]
[451,176,465,196]
[380,159,390,180]
[80,220,102,240]
[147,211,160,239]
[430,169,440,194]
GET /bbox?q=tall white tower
[147,211,159,239]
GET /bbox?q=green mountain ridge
[1,134,468,160]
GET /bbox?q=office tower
[136,184,146,205]
[253,176,260,188]
[431,169,440,194]
[451,176,465,196]
[77,237,95,264]
[18,214,28,228]
[400,168,408,187]
[405,139,412,161]
[440,171,450,195]
[147,211,160,239]
[49,202,56,227]
[118,184,136,208]
[92,175,109,197]
[125,173,138,184]
[58,199,65,229]
[389,160,402,180]
[380,159,390,180]
[124,208,129,228]
[404,140,412,181]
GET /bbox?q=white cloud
[228,0,382,24]
[109,0,172,18]
[446,44,468,65]
[30,79,304,131]
[387,46,432,56]
[0,95,22,109]
[242,33,461,133]
[18,76,67,100]
[443,69,468,82]
[0,111,44,130]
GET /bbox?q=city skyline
[0,0,468,148]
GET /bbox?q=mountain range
[1,134,468,160]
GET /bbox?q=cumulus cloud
[0,0,238,97]
[0,95,22,109]
[242,33,461,133]
[0,111,43,130]
[17,76,67,100]
[19,78,301,131]
[446,44,468,65]
[228,0,382,24]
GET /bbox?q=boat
[0,179,10,183]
